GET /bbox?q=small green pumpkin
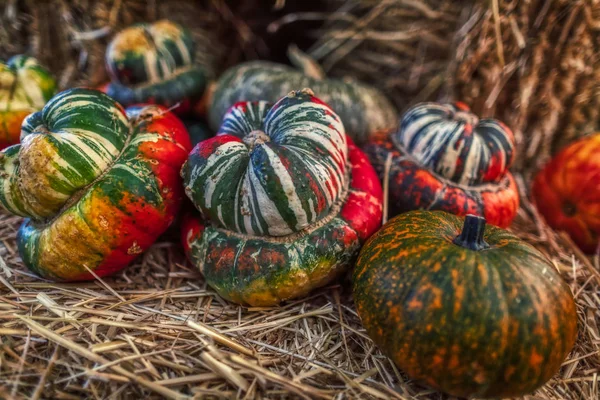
[353,210,578,399]
[208,46,397,145]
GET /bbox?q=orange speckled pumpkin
[532,134,600,254]
[353,210,578,399]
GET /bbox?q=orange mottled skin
[533,134,600,254]
[353,210,578,398]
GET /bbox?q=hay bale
[299,0,600,171]
[454,0,600,171]
[0,0,287,90]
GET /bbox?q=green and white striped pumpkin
[186,95,347,237]
[0,88,191,280]
[208,47,397,145]
[105,20,207,114]
[0,55,56,149]
[182,88,384,305]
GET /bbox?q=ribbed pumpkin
[207,46,397,145]
[364,102,519,228]
[182,88,383,306]
[354,210,578,399]
[0,55,56,149]
[0,88,191,280]
[105,20,207,115]
[532,134,600,254]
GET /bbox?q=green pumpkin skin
[353,210,578,399]
[208,61,397,145]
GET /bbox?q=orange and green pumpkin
[208,46,396,145]
[182,88,383,306]
[364,102,519,228]
[533,134,600,254]
[353,210,578,399]
[0,55,56,149]
[105,20,208,116]
[0,88,191,280]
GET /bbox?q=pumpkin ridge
[209,160,351,244]
[27,110,138,231]
[390,133,514,192]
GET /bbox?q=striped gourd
[0,55,56,149]
[106,20,207,114]
[364,102,519,228]
[208,47,397,145]
[397,102,514,186]
[182,89,383,306]
[185,92,347,237]
[354,211,578,398]
[0,88,191,280]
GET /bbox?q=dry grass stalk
[453,0,600,171]
[0,0,272,90]
[1,173,599,400]
[287,0,600,172]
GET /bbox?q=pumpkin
[354,210,578,399]
[364,102,519,228]
[182,88,383,306]
[0,88,191,280]
[207,46,397,145]
[532,134,600,254]
[105,20,208,115]
[0,55,56,149]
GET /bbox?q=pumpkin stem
[287,44,326,80]
[453,214,490,251]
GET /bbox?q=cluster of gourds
[1,19,595,399]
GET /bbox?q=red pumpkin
[533,134,600,253]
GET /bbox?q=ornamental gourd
[0,56,56,149]
[354,210,578,399]
[0,88,191,280]
[182,88,383,306]
[105,20,208,115]
[364,102,519,228]
[207,46,397,145]
[532,134,600,254]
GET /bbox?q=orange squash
[533,134,600,254]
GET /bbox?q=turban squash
[207,46,397,145]
[0,55,56,149]
[353,210,578,398]
[533,134,600,254]
[364,102,519,228]
[105,20,207,116]
[0,88,191,280]
[182,88,383,306]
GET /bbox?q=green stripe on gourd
[0,88,130,219]
[184,89,347,237]
[208,46,397,145]
[0,55,56,112]
[187,216,359,306]
[106,20,207,109]
[107,20,195,85]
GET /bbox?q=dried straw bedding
[0,0,599,399]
